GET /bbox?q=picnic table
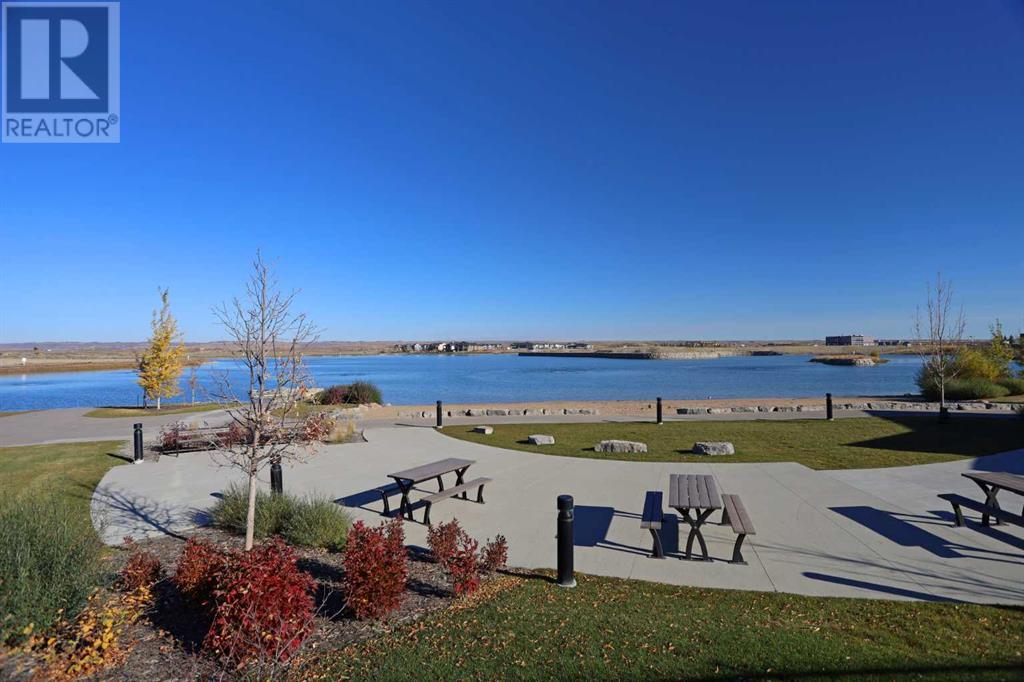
[388,457,475,520]
[668,473,722,561]
[961,472,1024,526]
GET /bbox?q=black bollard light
[133,423,143,463]
[826,393,834,421]
[556,494,576,588]
[436,400,443,429]
[656,397,663,425]
[939,405,950,423]
[270,460,283,494]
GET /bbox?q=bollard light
[826,393,834,421]
[656,397,663,425]
[436,400,443,429]
[271,460,283,494]
[556,494,576,587]
[133,423,143,463]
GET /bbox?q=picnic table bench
[641,490,665,558]
[939,471,1024,530]
[382,457,490,523]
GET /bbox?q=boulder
[486,408,511,416]
[523,408,544,416]
[472,426,493,435]
[595,440,648,454]
[676,407,709,415]
[528,434,555,445]
[732,406,757,413]
[693,441,735,456]
[774,405,796,412]
[708,407,731,415]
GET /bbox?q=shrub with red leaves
[342,518,407,619]
[427,519,484,597]
[159,421,186,451]
[203,538,316,666]
[426,520,460,565]
[174,538,226,608]
[480,534,508,574]
[119,538,162,590]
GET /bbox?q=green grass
[312,572,1024,681]
[0,440,127,516]
[83,402,228,418]
[0,410,39,417]
[441,415,1024,469]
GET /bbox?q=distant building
[825,335,875,347]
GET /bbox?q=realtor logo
[2,1,120,142]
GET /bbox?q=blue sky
[1,1,1022,342]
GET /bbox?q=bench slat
[938,493,1024,527]
[723,494,756,535]
[422,477,492,504]
[641,491,663,529]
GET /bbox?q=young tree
[137,289,186,410]
[985,319,1015,378]
[209,254,324,550]
[913,273,967,416]
[188,365,200,406]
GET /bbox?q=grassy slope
[0,440,126,516]
[83,402,227,418]
[441,415,1024,469]
[315,572,1024,681]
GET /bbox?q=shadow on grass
[106,450,134,463]
[684,662,1024,681]
[847,414,1024,458]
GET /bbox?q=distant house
[825,335,875,347]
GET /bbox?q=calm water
[0,354,926,411]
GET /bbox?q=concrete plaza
[89,423,1024,605]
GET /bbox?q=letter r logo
[4,4,110,113]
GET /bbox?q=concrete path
[0,407,230,447]
[90,424,1024,605]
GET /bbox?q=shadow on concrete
[573,505,680,557]
[830,506,961,558]
[336,483,400,516]
[88,484,191,540]
[803,571,956,602]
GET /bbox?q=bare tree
[210,253,324,550]
[913,272,967,415]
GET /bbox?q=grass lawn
[0,410,39,417]
[310,572,1024,681]
[0,440,127,517]
[440,415,1024,469]
[83,402,229,418]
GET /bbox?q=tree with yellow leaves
[137,289,186,409]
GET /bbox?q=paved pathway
[90,424,1024,605]
[0,407,231,447]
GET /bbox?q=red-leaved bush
[427,519,485,597]
[119,538,162,590]
[203,538,316,666]
[481,534,508,574]
[173,538,226,608]
[342,518,407,619]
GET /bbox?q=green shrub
[996,377,1024,396]
[921,377,1011,401]
[347,381,382,404]
[281,496,351,550]
[211,483,298,539]
[211,484,350,550]
[0,497,104,645]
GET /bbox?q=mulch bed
[95,527,475,681]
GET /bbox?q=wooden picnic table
[961,472,1024,526]
[388,457,475,520]
[668,473,722,561]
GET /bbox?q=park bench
[938,493,1024,530]
[421,477,492,525]
[721,493,756,564]
[640,490,665,558]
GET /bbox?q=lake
[0,353,926,411]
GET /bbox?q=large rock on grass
[528,434,555,445]
[596,440,648,454]
[472,426,493,435]
[692,441,735,456]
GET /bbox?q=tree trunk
[156,396,161,410]
[245,470,257,551]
